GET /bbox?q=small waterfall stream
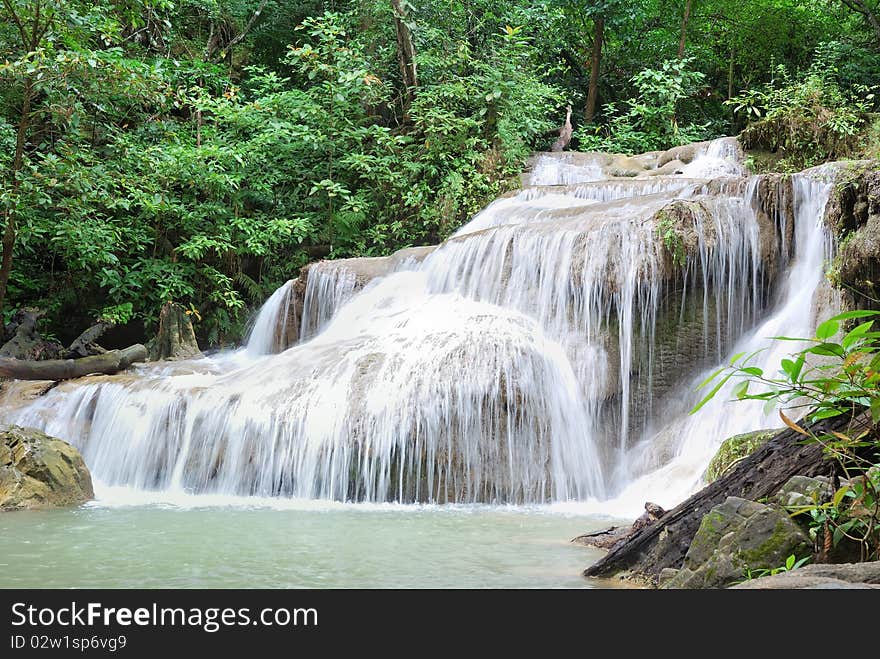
[1,139,841,514]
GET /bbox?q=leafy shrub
[731,60,878,169]
[692,309,880,561]
[578,58,714,154]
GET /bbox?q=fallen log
[583,413,868,582]
[0,344,147,381]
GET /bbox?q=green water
[0,502,625,589]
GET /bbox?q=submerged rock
[662,496,811,589]
[0,426,94,510]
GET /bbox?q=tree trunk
[677,0,692,58]
[584,15,604,123]
[727,48,735,100]
[0,77,33,318]
[391,0,418,115]
[840,0,880,44]
[148,301,201,361]
[0,344,148,380]
[583,413,865,581]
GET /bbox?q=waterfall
[246,280,295,355]
[0,139,843,511]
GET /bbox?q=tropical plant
[692,309,880,561]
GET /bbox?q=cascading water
[0,138,842,514]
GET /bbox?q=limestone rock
[731,561,880,589]
[0,426,94,510]
[704,429,777,483]
[662,496,811,589]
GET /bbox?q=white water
[0,139,841,517]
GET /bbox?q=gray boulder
[774,474,834,509]
[663,496,811,589]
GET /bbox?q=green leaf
[816,319,839,340]
[732,380,749,399]
[871,397,880,424]
[841,320,874,350]
[810,407,845,422]
[832,485,850,508]
[828,310,880,322]
[806,343,845,357]
[696,367,725,390]
[689,372,733,414]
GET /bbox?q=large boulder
[663,496,811,588]
[0,426,94,510]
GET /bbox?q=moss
[704,429,776,483]
[738,518,807,569]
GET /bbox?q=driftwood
[0,344,147,381]
[583,414,866,582]
[65,320,111,358]
[0,308,63,360]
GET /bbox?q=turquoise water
[0,497,627,589]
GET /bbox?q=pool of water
[0,491,630,589]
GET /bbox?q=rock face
[823,161,880,311]
[0,426,94,510]
[731,561,880,589]
[662,496,811,589]
[704,429,777,483]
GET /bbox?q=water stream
[0,140,840,587]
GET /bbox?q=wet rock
[0,426,94,510]
[820,161,880,310]
[704,429,777,483]
[662,496,811,589]
[657,567,680,587]
[731,561,880,589]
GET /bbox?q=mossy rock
[704,429,777,483]
[0,426,94,511]
[663,496,811,589]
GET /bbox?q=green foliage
[691,309,880,561]
[741,553,811,581]
[732,59,879,169]
[2,0,880,346]
[578,58,713,153]
[656,210,687,266]
[787,467,880,562]
[0,2,560,345]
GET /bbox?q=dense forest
[2,0,880,347]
